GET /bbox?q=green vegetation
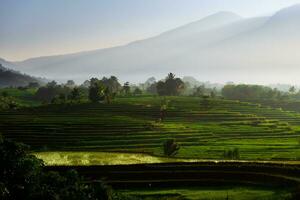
[0,64,43,88]
[34,151,195,166]
[223,148,240,160]
[0,137,119,200]
[3,74,300,199]
[121,186,291,200]
[156,73,185,96]
[34,151,300,166]
[1,96,300,161]
[163,139,180,157]
[0,87,40,106]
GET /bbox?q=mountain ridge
[3,4,300,84]
[0,64,46,88]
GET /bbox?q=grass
[34,151,199,166]
[4,95,300,198]
[34,151,300,166]
[0,88,40,106]
[2,96,300,162]
[120,186,291,200]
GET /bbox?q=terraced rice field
[1,96,300,161]
[48,162,300,199]
[120,186,290,200]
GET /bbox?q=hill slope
[1,96,300,160]
[0,64,44,88]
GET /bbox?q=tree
[101,76,121,95]
[27,82,40,88]
[46,81,58,88]
[222,84,284,101]
[210,90,216,98]
[156,73,185,96]
[0,96,19,110]
[35,82,71,103]
[69,87,81,101]
[133,88,142,96]
[160,98,169,121]
[104,87,114,104]
[123,82,130,96]
[51,93,66,104]
[65,80,75,88]
[1,91,8,97]
[156,81,166,96]
[146,83,157,94]
[193,85,205,97]
[144,77,156,90]
[81,80,91,88]
[163,139,180,157]
[88,78,106,103]
[224,148,240,160]
[0,137,43,200]
[289,86,296,94]
[0,137,115,200]
[200,95,213,110]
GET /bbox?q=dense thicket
[222,84,285,101]
[0,136,120,200]
[35,81,72,103]
[156,73,185,96]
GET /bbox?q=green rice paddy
[2,96,300,163]
[120,186,290,200]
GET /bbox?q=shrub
[163,139,180,157]
[224,148,240,160]
[0,137,116,200]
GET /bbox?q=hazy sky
[1,0,300,61]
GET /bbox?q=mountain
[5,4,300,84]
[0,58,17,69]
[154,11,242,41]
[0,64,45,88]
[265,4,300,29]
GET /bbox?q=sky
[1,0,300,61]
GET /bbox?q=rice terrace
[2,1,300,200]
[2,93,300,199]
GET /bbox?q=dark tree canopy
[35,82,72,103]
[163,139,180,157]
[101,76,122,95]
[0,64,42,88]
[69,87,81,101]
[222,84,284,101]
[156,73,185,96]
[0,136,115,200]
[65,80,75,88]
[88,78,106,103]
[133,88,142,96]
[88,77,120,103]
[122,82,131,96]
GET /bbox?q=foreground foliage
[163,139,180,157]
[0,136,127,200]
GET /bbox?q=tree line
[2,72,299,109]
[222,84,299,101]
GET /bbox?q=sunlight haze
[1,0,300,61]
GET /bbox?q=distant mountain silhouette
[3,4,300,84]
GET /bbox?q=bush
[163,139,180,157]
[224,148,240,160]
[0,137,116,200]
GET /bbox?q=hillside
[0,64,45,88]
[1,96,300,161]
[3,4,300,84]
